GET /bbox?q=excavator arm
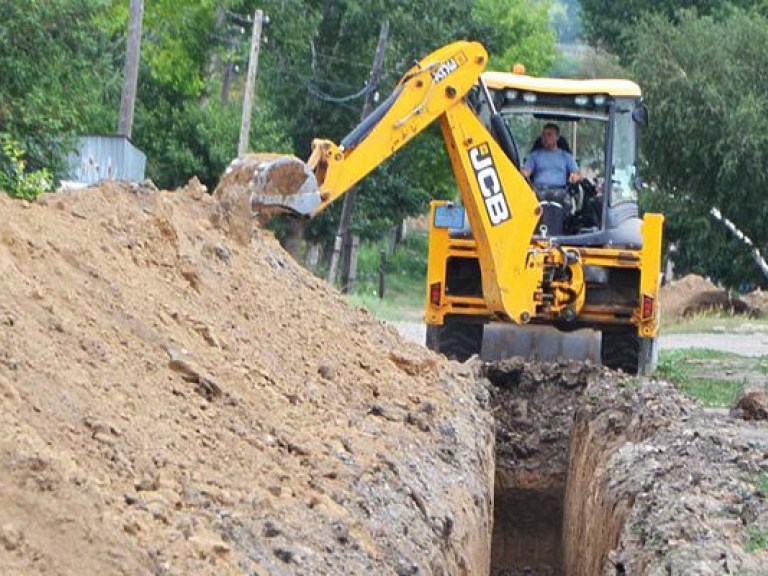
[245,40,549,323]
[305,41,491,212]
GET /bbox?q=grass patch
[746,525,768,553]
[657,349,747,407]
[744,473,768,553]
[756,472,768,496]
[676,378,745,408]
[345,232,427,321]
[662,311,768,334]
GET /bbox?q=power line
[306,82,369,103]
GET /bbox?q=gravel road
[390,322,768,358]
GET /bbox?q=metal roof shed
[67,135,146,185]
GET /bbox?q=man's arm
[566,153,580,183]
[521,152,536,178]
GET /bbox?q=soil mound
[733,389,768,421]
[660,274,758,318]
[0,182,493,575]
[571,379,768,574]
[743,289,768,316]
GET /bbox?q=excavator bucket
[214,153,322,217]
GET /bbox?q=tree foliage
[548,0,582,44]
[0,0,119,176]
[579,0,760,60]
[632,8,768,286]
[473,0,557,73]
[0,136,52,200]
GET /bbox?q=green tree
[0,0,120,178]
[632,8,768,286]
[579,0,759,60]
[474,0,558,73]
[548,0,582,44]
[120,0,318,189]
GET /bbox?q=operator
[521,123,581,190]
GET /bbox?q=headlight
[574,95,589,107]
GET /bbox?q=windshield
[487,90,641,206]
[495,91,609,185]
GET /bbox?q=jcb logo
[469,144,511,226]
[432,59,458,83]
[431,52,467,83]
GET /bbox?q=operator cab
[475,72,648,248]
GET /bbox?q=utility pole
[238,9,264,156]
[327,21,390,291]
[118,0,143,138]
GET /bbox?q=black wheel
[601,329,640,374]
[425,317,483,362]
[601,329,658,375]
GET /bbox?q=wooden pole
[378,248,386,299]
[238,9,264,156]
[118,0,143,138]
[328,21,390,290]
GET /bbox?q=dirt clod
[732,389,768,421]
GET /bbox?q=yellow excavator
[220,40,663,375]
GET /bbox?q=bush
[0,135,52,201]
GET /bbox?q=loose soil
[0,181,494,575]
[2,182,768,575]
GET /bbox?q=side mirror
[634,175,644,192]
[632,102,649,127]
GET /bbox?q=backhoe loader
[220,40,663,375]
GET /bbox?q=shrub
[0,135,52,201]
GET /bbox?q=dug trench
[1,181,767,575]
[484,358,768,575]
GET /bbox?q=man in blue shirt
[521,123,581,189]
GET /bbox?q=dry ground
[0,181,494,575]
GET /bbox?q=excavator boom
[223,41,491,217]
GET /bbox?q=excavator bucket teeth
[481,325,601,364]
[215,153,321,217]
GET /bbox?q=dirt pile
[0,182,494,575]
[567,379,768,575]
[660,274,759,319]
[744,289,768,316]
[660,274,765,319]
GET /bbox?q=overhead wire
[306,82,369,103]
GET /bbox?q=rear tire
[601,329,657,375]
[425,318,483,362]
